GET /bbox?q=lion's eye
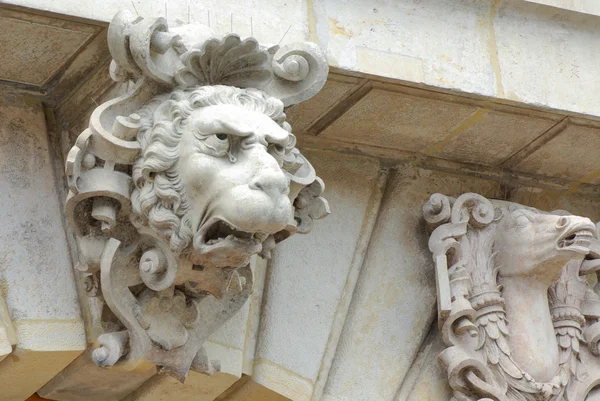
[269,143,285,155]
[202,133,231,156]
[267,143,285,166]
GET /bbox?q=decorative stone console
[39,10,329,400]
[423,193,600,401]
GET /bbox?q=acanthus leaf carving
[424,193,600,401]
[66,10,330,382]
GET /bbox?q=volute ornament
[65,10,329,382]
[424,193,600,401]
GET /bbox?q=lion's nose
[249,170,289,196]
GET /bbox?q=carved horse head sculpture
[64,11,329,381]
[424,193,600,401]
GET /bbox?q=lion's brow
[219,120,289,145]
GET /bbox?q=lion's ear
[153,99,178,122]
[285,153,316,202]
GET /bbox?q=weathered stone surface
[253,150,382,400]
[0,99,86,400]
[216,377,292,401]
[321,87,478,153]
[322,167,499,401]
[0,10,96,87]
[526,0,600,16]
[285,76,359,134]
[0,295,15,364]
[515,123,600,183]
[121,371,237,401]
[38,351,156,401]
[3,2,600,401]
[434,109,559,166]
[4,0,600,119]
[403,328,453,401]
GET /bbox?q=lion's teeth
[255,233,268,242]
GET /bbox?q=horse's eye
[514,214,531,228]
[556,216,569,228]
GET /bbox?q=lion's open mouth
[202,219,268,247]
[558,225,597,253]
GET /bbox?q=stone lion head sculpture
[130,85,308,268]
[62,11,330,380]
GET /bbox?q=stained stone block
[38,351,156,401]
[0,100,86,400]
[322,167,499,401]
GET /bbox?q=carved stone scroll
[65,10,330,382]
[424,193,600,401]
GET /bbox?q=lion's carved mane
[130,85,293,253]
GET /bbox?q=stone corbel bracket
[63,10,329,383]
[423,193,600,401]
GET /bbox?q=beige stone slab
[0,11,96,87]
[0,0,310,48]
[286,77,359,133]
[123,371,237,401]
[315,0,495,96]
[215,376,291,401]
[514,123,600,183]
[434,110,559,166]
[38,350,156,401]
[0,346,84,401]
[320,88,478,153]
[494,1,600,116]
